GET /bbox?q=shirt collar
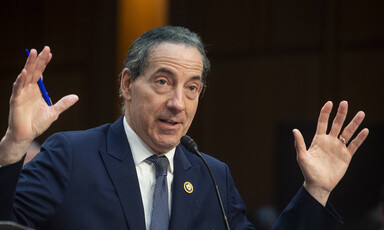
[123,116,175,173]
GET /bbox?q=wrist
[0,130,31,166]
[303,181,331,207]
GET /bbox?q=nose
[167,87,185,113]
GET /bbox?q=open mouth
[159,119,179,126]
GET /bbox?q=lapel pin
[184,181,194,193]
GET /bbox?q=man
[0,26,369,229]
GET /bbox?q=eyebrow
[155,67,202,82]
[189,75,202,82]
[155,67,174,76]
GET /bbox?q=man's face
[122,43,203,154]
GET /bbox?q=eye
[188,85,198,91]
[156,79,168,86]
[153,78,172,94]
[185,83,202,100]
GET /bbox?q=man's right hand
[0,46,78,166]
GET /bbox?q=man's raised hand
[293,101,369,206]
[0,46,78,166]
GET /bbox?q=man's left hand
[293,101,369,206]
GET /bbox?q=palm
[293,101,369,205]
[9,80,56,141]
[302,134,351,192]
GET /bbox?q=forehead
[146,43,203,74]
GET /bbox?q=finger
[52,94,79,117]
[347,128,369,155]
[24,49,38,84]
[315,101,333,135]
[39,53,52,81]
[24,49,37,69]
[329,101,348,137]
[16,68,28,90]
[31,46,52,84]
[339,111,365,142]
[293,129,307,160]
[13,70,27,96]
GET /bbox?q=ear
[121,68,133,101]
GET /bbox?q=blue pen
[25,49,52,106]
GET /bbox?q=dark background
[1,0,383,229]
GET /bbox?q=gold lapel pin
[184,181,194,193]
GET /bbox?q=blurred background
[1,0,383,229]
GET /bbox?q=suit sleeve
[0,133,73,228]
[0,156,24,220]
[271,186,343,230]
[222,161,342,230]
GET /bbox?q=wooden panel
[340,50,384,121]
[170,0,384,220]
[340,0,384,42]
[0,0,118,141]
[117,0,169,67]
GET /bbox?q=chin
[153,136,180,153]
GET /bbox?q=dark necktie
[147,155,169,230]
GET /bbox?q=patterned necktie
[146,155,169,230]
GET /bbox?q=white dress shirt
[123,117,175,230]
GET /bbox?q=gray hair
[119,26,210,112]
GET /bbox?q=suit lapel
[99,116,146,230]
[169,145,201,230]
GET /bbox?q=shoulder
[55,123,111,141]
[41,122,114,153]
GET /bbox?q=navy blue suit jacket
[0,116,342,229]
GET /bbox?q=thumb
[293,129,307,158]
[53,94,79,115]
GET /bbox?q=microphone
[180,135,231,230]
[180,135,200,156]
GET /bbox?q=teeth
[162,119,176,125]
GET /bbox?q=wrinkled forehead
[145,43,204,74]
[148,42,202,59]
